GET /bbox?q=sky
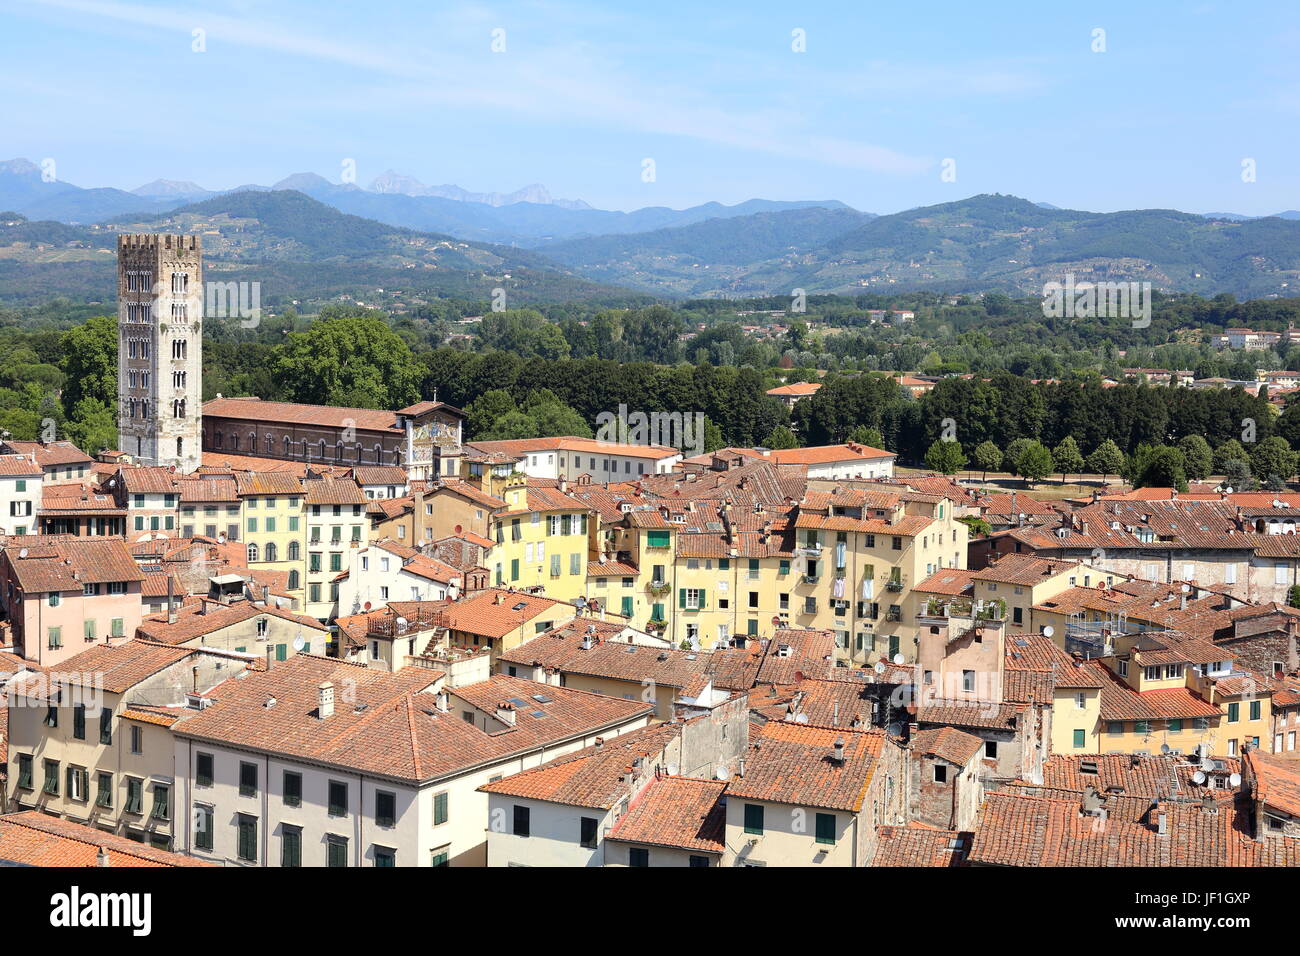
[1,0,1297,216]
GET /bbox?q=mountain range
[5,159,1300,304]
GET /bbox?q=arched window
[283,436,292,457]
[373,443,382,464]
[336,441,343,460]
[232,434,240,451]
[288,570,300,590]
[319,440,327,459]
[248,431,256,450]
[265,434,274,454]
[288,540,300,561]
[247,543,259,562]
[214,430,223,449]
[265,542,278,562]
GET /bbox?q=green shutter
[698,589,706,608]
[679,588,686,609]
[621,596,634,617]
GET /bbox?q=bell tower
[116,233,203,472]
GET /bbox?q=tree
[972,441,1002,481]
[276,314,420,409]
[1177,435,1213,481]
[1128,444,1189,492]
[763,425,799,450]
[62,398,117,456]
[1052,436,1084,484]
[1222,458,1254,491]
[925,439,968,475]
[1289,584,1300,609]
[1251,436,1298,487]
[465,389,518,440]
[1086,439,1125,483]
[1016,440,1054,486]
[59,315,117,411]
[847,425,884,448]
[1004,437,1033,477]
[1213,439,1249,474]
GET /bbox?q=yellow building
[234,472,307,604]
[302,475,370,619]
[1002,634,1106,754]
[489,476,593,605]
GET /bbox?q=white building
[170,656,652,866]
[0,455,42,535]
[336,539,462,617]
[466,437,682,483]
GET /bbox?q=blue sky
[2,0,1297,215]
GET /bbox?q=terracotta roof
[873,825,969,866]
[468,436,679,460]
[975,554,1079,586]
[1004,634,1106,690]
[438,588,572,639]
[500,628,710,690]
[136,600,328,645]
[765,382,821,397]
[13,640,194,694]
[0,811,211,867]
[203,397,403,434]
[233,472,305,496]
[175,658,650,782]
[764,442,894,465]
[605,776,727,853]
[0,454,43,478]
[910,725,984,764]
[303,476,367,505]
[351,466,408,486]
[917,698,1025,731]
[725,721,888,811]
[0,440,92,467]
[477,724,678,808]
[3,537,144,592]
[1245,749,1300,817]
[969,790,1300,866]
[914,568,979,596]
[1083,660,1222,721]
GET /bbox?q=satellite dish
[1160,743,1171,754]
[1191,770,1206,784]
[891,653,905,666]
[292,635,305,652]
[794,713,809,723]
[1229,773,1242,787]
[714,766,730,781]
[363,601,372,611]
[18,548,27,558]
[1201,757,1215,772]
[1180,583,1191,593]
[1042,625,1054,639]
[666,763,679,776]
[874,661,887,675]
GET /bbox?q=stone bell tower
[116,234,203,472]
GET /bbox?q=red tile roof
[0,811,211,866]
[605,776,727,853]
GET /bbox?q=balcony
[885,579,904,592]
[645,581,671,597]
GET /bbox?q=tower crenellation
[116,233,203,472]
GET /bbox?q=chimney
[265,645,275,670]
[831,738,845,765]
[167,576,177,624]
[317,681,335,718]
[738,758,746,778]
[1156,810,1167,835]
[495,702,517,726]
[96,847,111,867]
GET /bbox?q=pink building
[0,536,145,668]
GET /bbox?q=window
[1228,702,1240,723]
[984,741,998,760]
[433,790,448,826]
[815,813,836,845]
[431,848,450,867]
[376,790,397,828]
[1250,700,1262,721]
[580,816,598,849]
[43,759,59,795]
[283,771,302,807]
[43,704,57,728]
[66,766,88,802]
[628,847,649,867]
[327,836,348,868]
[374,846,396,868]
[933,764,948,783]
[328,780,348,817]
[96,772,112,808]
[237,815,257,862]
[689,855,710,867]
[73,705,85,740]
[125,776,143,813]
[1073,729,1086,748]
[513,805,531,837]
[196,753,214,788]
[151,784,170,821]
[130,725,143,755]
[99,707,113,745]
[743,803,764,835]
[239,761,258,797]
[281,826,302,867]
[16,754,32,790]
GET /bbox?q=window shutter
[679,588,686,609]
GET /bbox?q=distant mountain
[544,206,874,295]
[132,179,216,201]
[0,158,855,245]
[369,170,591,210]
[549,193,1300,299]
[0,190,644,307]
